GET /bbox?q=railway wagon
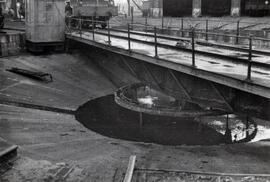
[70,0,118,29]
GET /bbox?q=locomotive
[70,0,118,28]
[242,0,270,16]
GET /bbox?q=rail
[127,17,270,45]
[66,17,270,84]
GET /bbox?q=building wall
[201,0,231,16]
[164,0,242,17]
[163,0,192,17]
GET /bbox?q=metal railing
[66,17,269,83]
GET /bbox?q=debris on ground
[6,67,53,83]
[176,40,192,49]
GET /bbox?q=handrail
[67,19,270,84]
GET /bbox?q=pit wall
[0,33,25,57]
[72,41,270,121]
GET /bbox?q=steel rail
[108,27,270,56]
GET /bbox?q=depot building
[163,0,270,17]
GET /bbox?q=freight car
[70,0,118,29]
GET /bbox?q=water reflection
[75,94,270,146]
[204,115,270,143]
[74,83,270,146]
[75,95,226,146]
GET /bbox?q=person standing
[65,1,73,27]
[65,1,73,16]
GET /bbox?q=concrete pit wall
[0,33,25,57]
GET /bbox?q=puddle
[231,52,260,58]
[75,84,270,146]
[75,95,226,146]
[207,61,220,65]
[223,65,234,68]
[252,70,270,76]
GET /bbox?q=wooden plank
[123,155,136,182]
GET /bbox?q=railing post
[205,19,208,41]
[68,17,71,34]
[92,17,95,41]
[161,16,164,30]
[79,18,82,39]
[181,18,184,37]
[246,35,252,81]
[145,16,148,32]
[107,20,111,45]
[236,20,240,44]
[131,6,134,30]
[154,26,158,58]
[192,29,196,67]
[128,23,131,51]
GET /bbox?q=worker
[65,1,73,17]
[65,1,73,27]
[18,2,25,20]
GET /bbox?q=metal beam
[142,63,162,90]
[120,55,138,78]
[168,69,192,100]
[209,82,234,112]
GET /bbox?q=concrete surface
[0,53,270,181]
